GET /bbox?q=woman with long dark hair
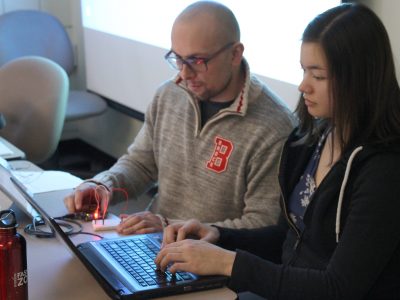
[155,4,400,299]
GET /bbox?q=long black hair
[296,3,400,150]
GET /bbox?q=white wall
[77,0,400,159]
[360,0,400,82]
[3,0,400,159]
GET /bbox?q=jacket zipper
[277,145,301,251]
[280,187,302,265]
[280,189,301,248]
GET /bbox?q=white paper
[11,170,83,194]
[0,140,13,156]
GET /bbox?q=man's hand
[162,219,220,246]
[116,211,163,234]
[64,182,110,213]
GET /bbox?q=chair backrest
[0,9,108,123]
[0,56,68,163]
[0,10,74,75]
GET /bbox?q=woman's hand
[155,239,236,276]
[162,219,220,246]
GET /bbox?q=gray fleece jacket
[94,60,295,228]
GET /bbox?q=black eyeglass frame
[164,42,236,72]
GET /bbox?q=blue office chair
[0,9,107,122]
[0,56,68,163]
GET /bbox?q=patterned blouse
[288,129,330,231]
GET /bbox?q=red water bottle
[0,210,28,300]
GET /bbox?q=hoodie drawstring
[335,146,363,243]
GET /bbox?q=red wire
[92,186,129,218]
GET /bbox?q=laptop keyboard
[101,237,193,287]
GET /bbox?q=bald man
[64,1,294,234]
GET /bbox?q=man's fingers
[74,189,84,210]
[64,188,86,212]
[134,227,158,234]
[117,214,162,235]
[64,194,75,213]
[117,215,141,233]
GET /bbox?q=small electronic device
[74,194,109,222]
[72,211,106,222]
[92,217,121,232]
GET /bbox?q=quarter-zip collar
[173,59,257,137]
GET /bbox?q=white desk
[1,181,237,300]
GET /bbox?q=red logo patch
[206,136,234,173]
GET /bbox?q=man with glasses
[64,1,294,234]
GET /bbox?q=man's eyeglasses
[164,42,235,73]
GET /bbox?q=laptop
[10,176,228,300]
[0,162,44,224]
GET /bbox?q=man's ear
[231,42,244,66]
